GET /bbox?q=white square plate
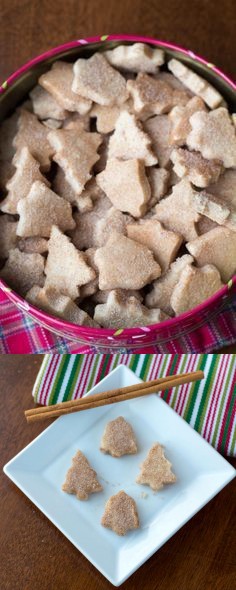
[4,366,235,586]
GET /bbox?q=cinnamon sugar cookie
[168,58,224,108]
[0,248,45,296]
[48,126,102,195]
[94,290,168,328]
[108,111,157,166]
[100,416,138,457]
[26,286,98,326]
[170,264,223,314]
[94,232,161,290]
[105,43,164,73]
[0,147,50,214]
[44,226,95,300]
[13,110,54,172]
[170,148,222,188]
[101,491,139,536]
[39,61,92,114]
[186,226,236,282]
[187,108,236,168]
[101,490,139,536]
[136,443,176,491]
[16,181,75,238]
[62,450,103,501]
[97,158,151,218]
[72,52,128,106]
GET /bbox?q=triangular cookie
[62,450,103,501]
[136,443,176,491]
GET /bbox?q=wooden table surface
[1,355,236,590]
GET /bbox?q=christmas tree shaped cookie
[101,491,139,536]
[62,450,103,501]
[136,443,176,491]
[100,416,138,457]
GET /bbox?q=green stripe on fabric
[129,354,140,372]
[171,354,190,406]
[194,355,219,431]
[86,355,102,391]
[162,355,179,400]
[221,387,236,452]
[184,355,208,423]
[48,355,71,405]
[139,354,153,380]
[112,354,121,370]
[230,399,236,455]
[100,355,112,380]
[158,355,169,378]
[211,355,235,448]
[33,355,50,401]
[62,355,84,401]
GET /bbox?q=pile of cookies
[62,416,176,536]
[0,43,235,329]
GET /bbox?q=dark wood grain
[1,355,235,590]
[0,0,235,82]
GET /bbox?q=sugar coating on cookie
[155,179,200,241]
[127,218,183,272]
[108,111,157,166]
[146,167,170,209]
[94,289,168,328]
[100,416,138,457]
[136,443,176,491]
[97,158,151,218]
[26,286,97,326]
[39,61,92,114]
[30,85,68,121]
[1,147,50,215]
[187,108,236,169]
[170,263,223,314]
[95,232,161,290]
[44,226,96,300]
[105,43,164,73]
[62,450,103,501]
[13,110,54,172]
[101,490,140,536]
[72,52,128,106]
[48,126,102,195]
[186,227,236,282]
[0,248,45,296]
[16,181,75,238]
[94,207,130,247]
[69,187,112,250]
[168,58,224,108]
[145,254,194,315]
[144,115,172,168]
[127,73,189,116]
[169,96,207,146]
[90,102,131,134]
[170,148,222,188]
[190,190,235,231]
[207,169,236,210]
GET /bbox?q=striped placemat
[33,354,236,456]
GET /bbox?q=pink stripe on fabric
[218,367,236,450]
[202,356,228,441]
[177,355,197,414]
[41,356,61,405]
